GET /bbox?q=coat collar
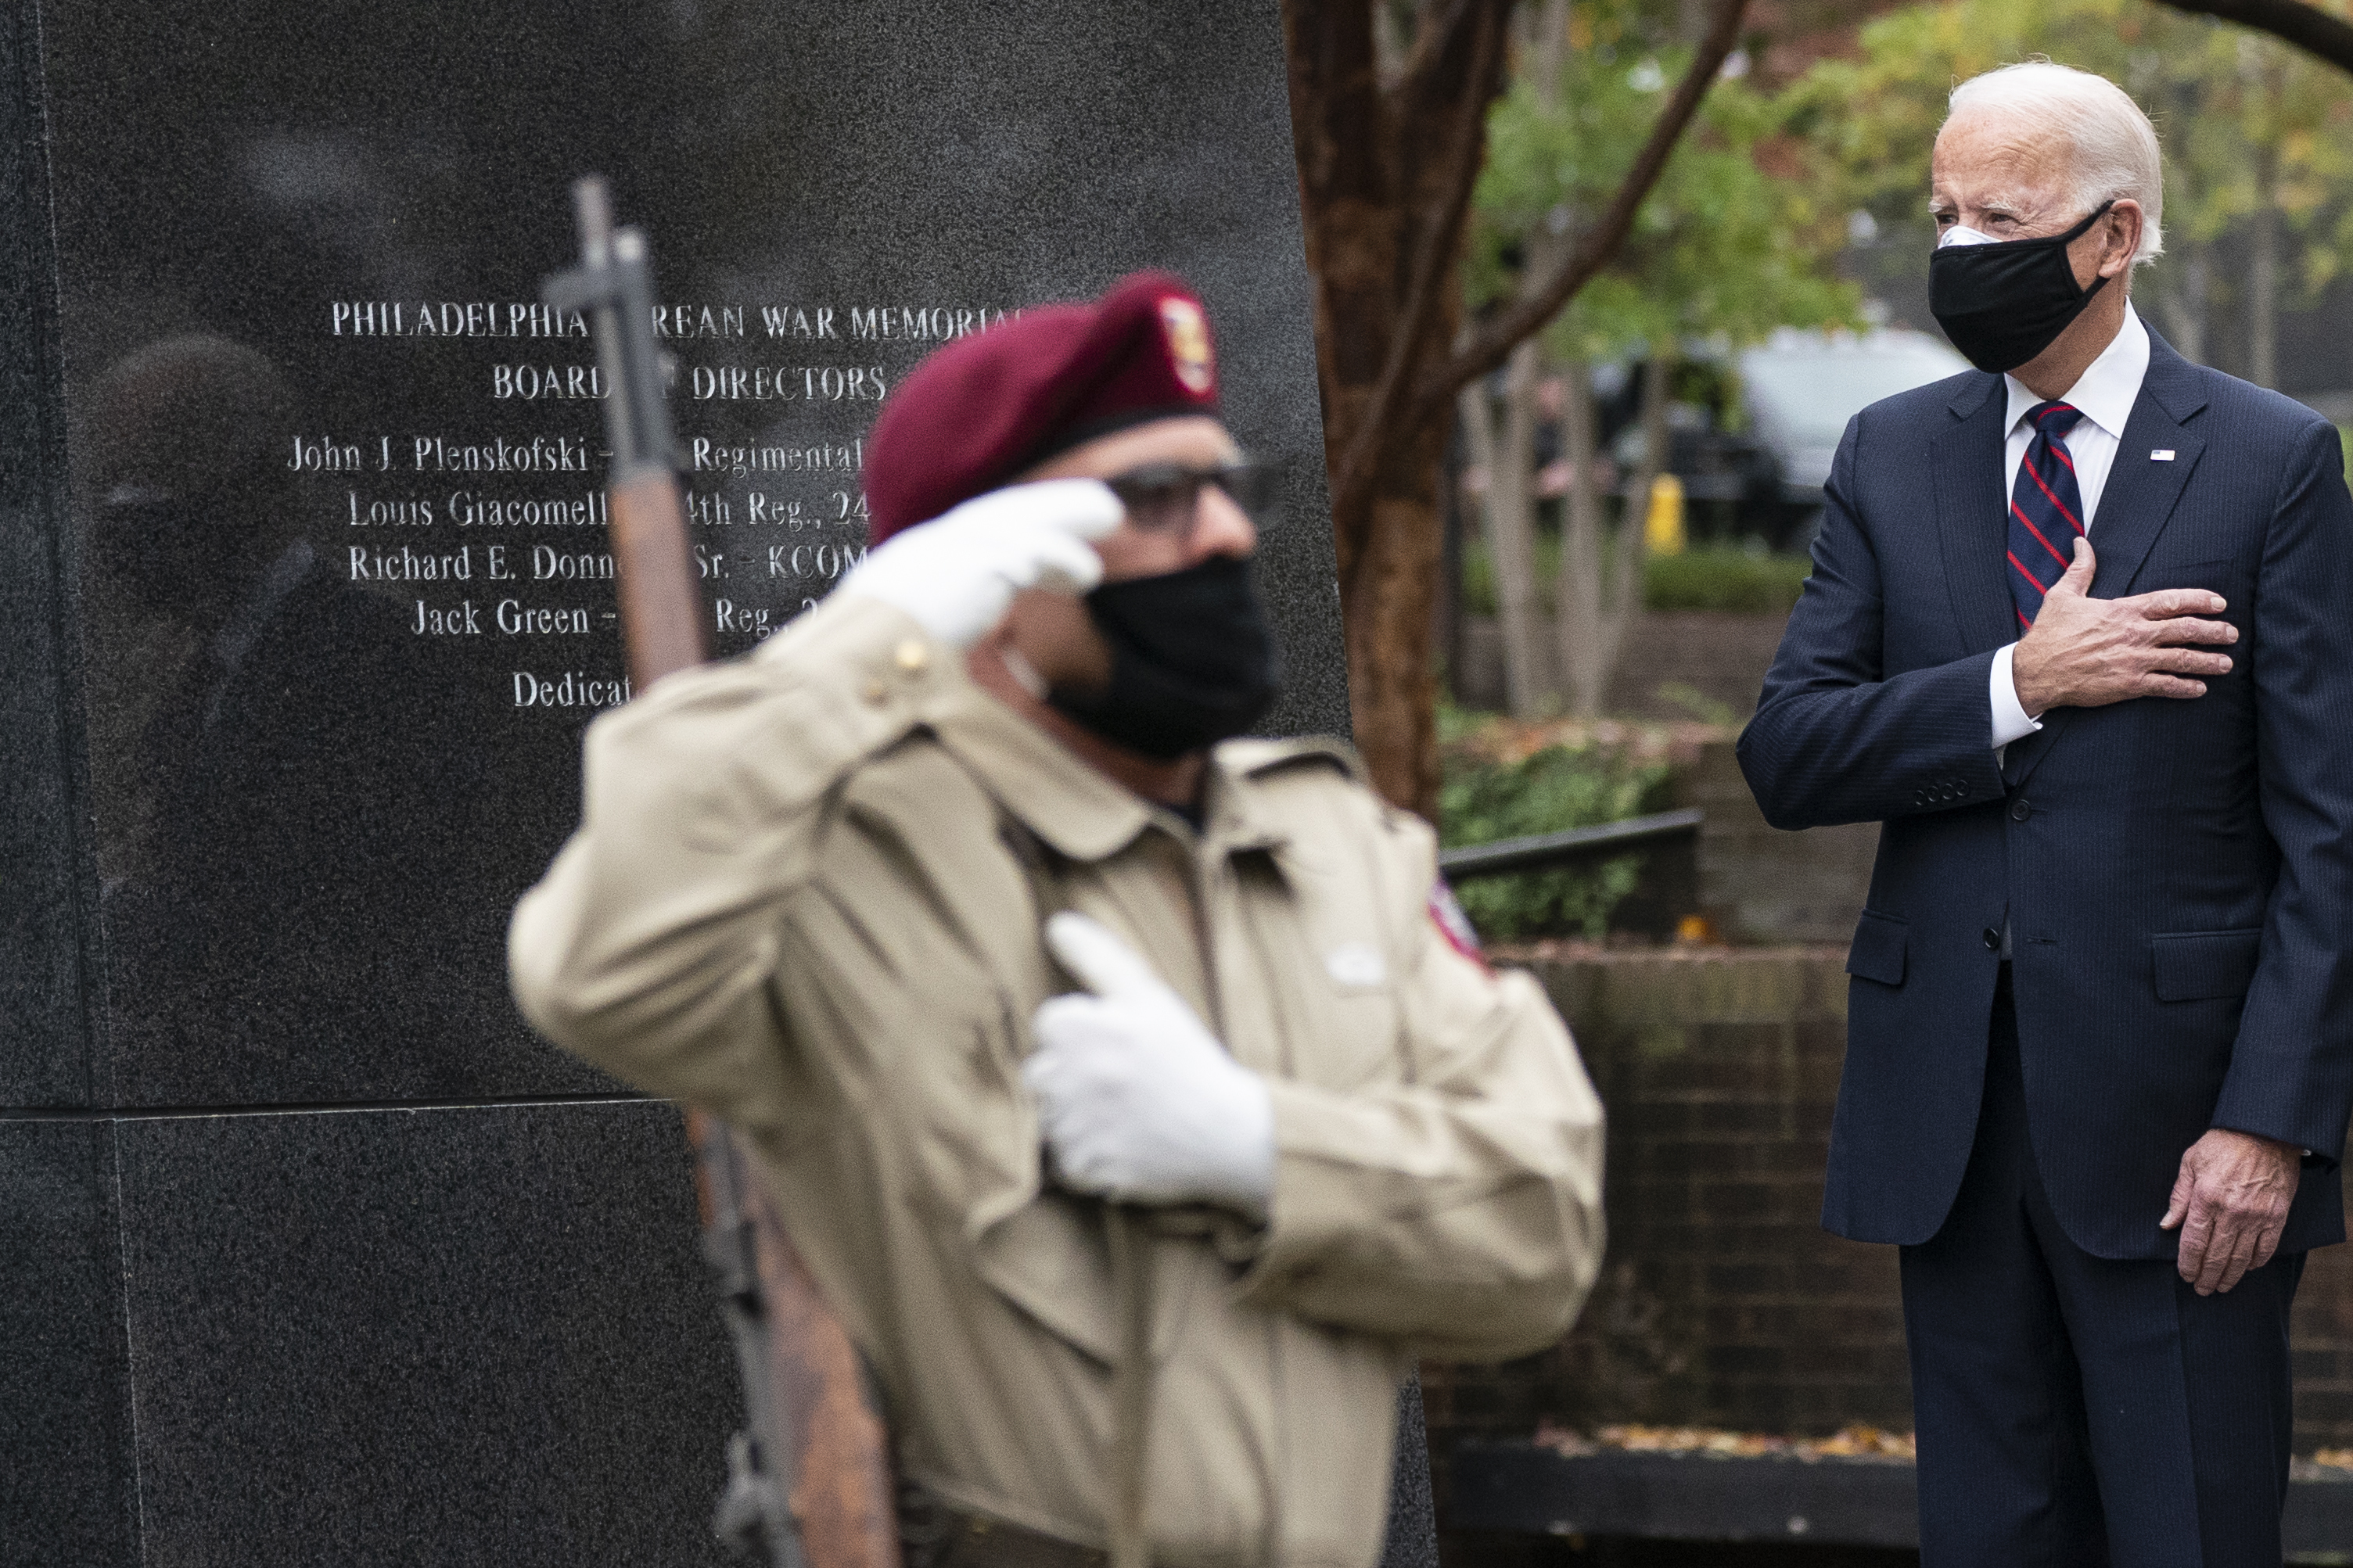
[1941,313,2208,427]
[925,675,1313,866]
[2134,328,2212,426]
[2073,329,2207,599]
[927,679,1155,862]
[1934,320,2210,662]
[1933,373,2017,654]
[2000,303,2149,446]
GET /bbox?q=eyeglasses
[1104,457,1278,538]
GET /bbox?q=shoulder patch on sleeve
[1428,878,1489,971]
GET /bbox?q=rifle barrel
[544,179,899,1568]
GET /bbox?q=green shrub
[1458,533,1564,618]
[1644,547,1812,613]
[1458,539,1810,617]
[1439,741,1668,940]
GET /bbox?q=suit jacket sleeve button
[2010,798,2031,821]
[1982,928,2003,950]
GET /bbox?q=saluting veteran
[509,273,1604,1568]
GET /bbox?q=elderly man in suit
[1740,63,2353,1565]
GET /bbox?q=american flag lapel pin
[2151,448,2176,461]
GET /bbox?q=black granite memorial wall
[0,2,1427,1566]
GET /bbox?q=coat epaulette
[1216,734,1367,787]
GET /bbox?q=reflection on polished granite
[3,2,1374,1565]
[33,0,1338,1110]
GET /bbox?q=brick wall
[1417,945,2353,1484]
[2297,1252,2353,1444]
[1420,947,1908,1462]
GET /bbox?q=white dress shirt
[1987,303,2153,746]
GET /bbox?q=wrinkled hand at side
[1023,912,1276,1218]
[835,479,1123,649]
[2161,1127,2301,1295]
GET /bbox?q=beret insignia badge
[1159,297,1215,396]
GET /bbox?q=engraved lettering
[413,599,483,635]
[530,546,614,581]
[348,544,475,582]
[512,670,634,709]
[289,435,361,473]
[496,599,591,635]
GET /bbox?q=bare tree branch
[1328,0,1509,533]
[1417,0,1749,422]
[2145,0,2353,76]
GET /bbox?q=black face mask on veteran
[1929,201,2116,374]
[1048,554,1284,761]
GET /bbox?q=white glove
[1023,912,1277,1218]
[835,479,1123,649]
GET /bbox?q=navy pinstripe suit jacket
[1738,332,2353,1258]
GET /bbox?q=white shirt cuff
[1990,643,2042,748]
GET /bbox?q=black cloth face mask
[1047,554,1284,762]
[1928,201,2116,374]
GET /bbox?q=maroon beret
[865,271,1220,544]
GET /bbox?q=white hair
[1946,62,2165,264]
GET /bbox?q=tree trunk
[1435,401,1467,705]
[1529,0,1571,95]
[1554,353,1664,716]
[1625,353,1672,553]
[1284,0,1508,815]
[1282,0,1748,813]
[2160,236,2210,364]
[1344,428,1453,814]
[2159,77,2210,366]
[1608,353,1665,682]
[2251,141,2280,389]
[1457,352,1550,715]
[1556,357,1610,716]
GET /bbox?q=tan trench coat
[509,592,1605,1568]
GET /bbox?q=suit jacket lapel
[2003,332,2210,790]
[1931,373,2016,656]
[2093,342,2207,597]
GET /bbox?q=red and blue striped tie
[2008,400,2087,630]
